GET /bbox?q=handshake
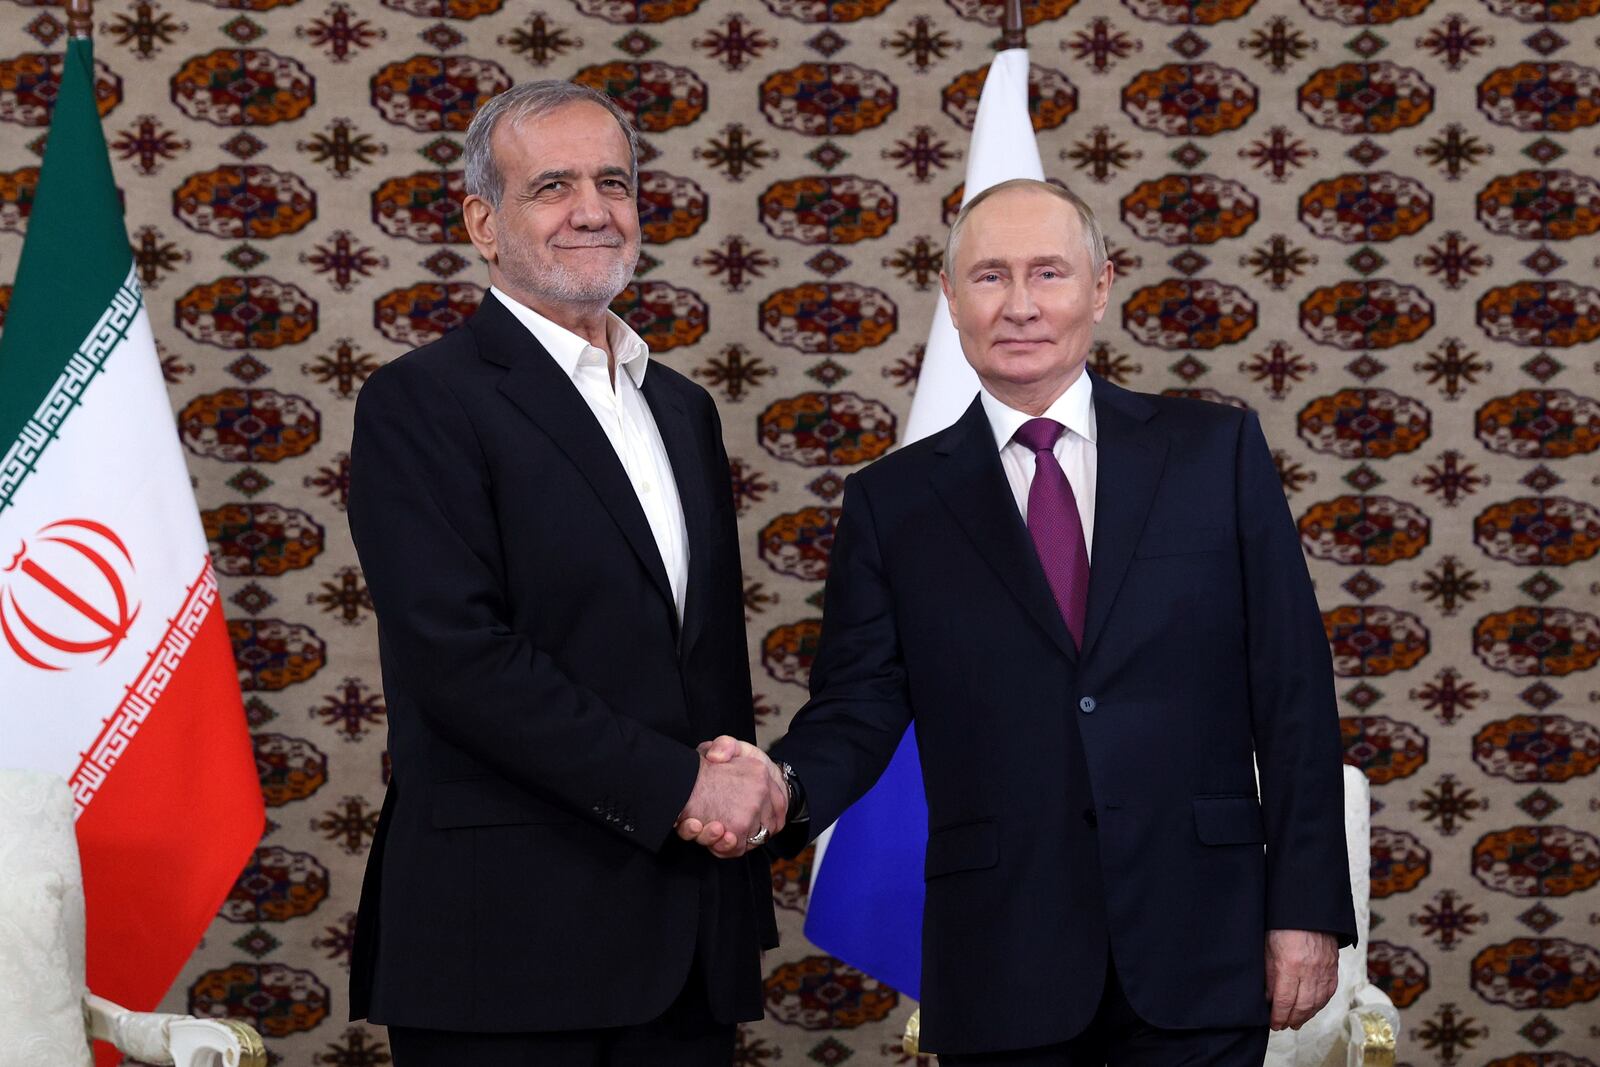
[674,736,788,859]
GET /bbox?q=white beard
[496,227,639,309]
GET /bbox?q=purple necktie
[1015,418,1089,649]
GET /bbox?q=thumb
[703,735,742,763]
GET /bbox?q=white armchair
[901,765,1398,1064]
[0,770,265,1067]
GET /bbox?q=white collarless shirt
[489,286,689,620]
[978,371,1098,560]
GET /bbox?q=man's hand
[675,736,787,859]
[1265,929,1339,1030]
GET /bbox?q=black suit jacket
[346,294,775,1032]
[772,376,1355,1055]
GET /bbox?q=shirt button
[1079,696,1096,714]
[639,481,652,493]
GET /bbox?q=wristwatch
[777,760,809,823]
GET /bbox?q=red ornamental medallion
[1,519,140,671]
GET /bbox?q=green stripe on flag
[0,38,135,459]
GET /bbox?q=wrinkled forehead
[491,101,632,171]
[958,189,1089,266]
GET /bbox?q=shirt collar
[489,286,650,387]
[979,369,1097,452]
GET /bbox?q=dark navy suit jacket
[772,375,1356,1056]
[346,294,775,1031]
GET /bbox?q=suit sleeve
[1236,411,1358,946]
[769,473,915,854]
[348,357,699,852]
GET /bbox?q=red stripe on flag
[72,568,262,1051]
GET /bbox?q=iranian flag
[0,32,263,1037]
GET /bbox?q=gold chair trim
[219,1019,268,1067]
[1356,1008,1396,1067]
[902,1007,922,1057]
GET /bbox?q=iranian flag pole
[0,1,263,1059]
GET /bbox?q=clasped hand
[675,736,786,859]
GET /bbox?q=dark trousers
[386,962,736,1067]
[939,954,1268,1067]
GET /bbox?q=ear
[1090,259,1114,324]
[462,194,497,265]
[940,271,959,331]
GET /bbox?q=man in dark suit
[691,179,1355,1064]
[346,81,787,1066]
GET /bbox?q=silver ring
[747,825,770,847]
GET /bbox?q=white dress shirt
[490,286,690,619]
[978,370,1097,560]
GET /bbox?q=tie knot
[1014,417,1065,454]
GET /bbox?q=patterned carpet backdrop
[2,0,1599,1062]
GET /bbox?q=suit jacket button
[1079,696,1096,713]
[1083,808,1098,829]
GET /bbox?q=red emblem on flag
[1,518,141,671]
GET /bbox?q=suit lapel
[641,372,712,656]
[930,398,1077,661]
[1080,375,1167,662]
[472,297,678,624]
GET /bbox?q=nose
[568,180,609,229]
[1003,279,1037,322]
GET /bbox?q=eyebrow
[524,165,632,189]
[967,255,1072,272]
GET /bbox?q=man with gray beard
[345,81,787,1066]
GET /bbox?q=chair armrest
[85,994,266,1067]
[1345,985,1399,1067]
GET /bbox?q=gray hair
[944,178,1108,277]
[463,80,641,210]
